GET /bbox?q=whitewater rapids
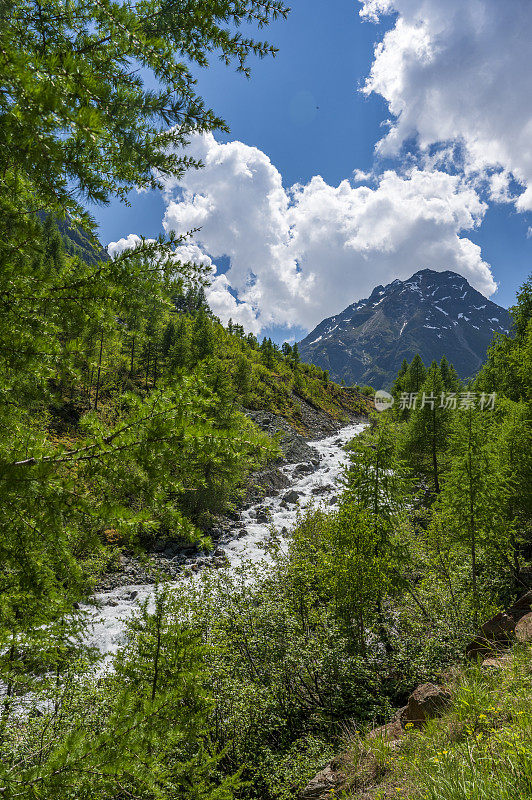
[85,421,367,655]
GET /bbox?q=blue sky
[94,0,531,338]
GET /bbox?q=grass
[341,644,532,799]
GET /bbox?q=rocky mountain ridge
[299,269,512,388]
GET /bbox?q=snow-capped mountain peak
[298,269,511,388]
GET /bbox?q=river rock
[482,655,511,669]
[245,410,321,464]
[283,490,300,504]
[293,463,314,478]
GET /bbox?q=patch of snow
[434,305,449,315]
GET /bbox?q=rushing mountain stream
[86,421,368,655]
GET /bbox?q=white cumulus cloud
[107,233,152,259]
[160,133,494,334]
[107,229,260,333]
[360,0,532,211]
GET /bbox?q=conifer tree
[477,274,532,401]
[0,0,288,705]
[234,354,252,402]
[392,358,409,396]
[402,361,452,493]
[344,421,405,544]
[168,317,190,372]
[433,408,500,624]
[405,354,427,394]
[162,321,176,357]
[292,342,301,366]
[191,309,215,363]
[439,355,461,391]
[439,355,450,388]
[492,401,532,588]
[282,342,293,358]
[343,422,406,653]
[260,337,275,369]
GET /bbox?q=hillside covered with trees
[1,1,531,799]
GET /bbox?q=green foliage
[347,646,532,800]
[1,0,288,228]
[477,274,532,402]
[1,1,529,793]
[0,587,240,799]
[172,534,394,799]
[405,354,427,394]
[401,361,453,493]
[287,505,395,654]
[344,420,406,537]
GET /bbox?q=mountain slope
[298,269,511,388]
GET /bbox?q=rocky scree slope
[299,269,511,389]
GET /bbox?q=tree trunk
[432,406,440,493]
[94,331,104,412]
[130,335,135,377]
[145,341,151,391]
[468,411,477,625]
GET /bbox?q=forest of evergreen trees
[1,0,531,797]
